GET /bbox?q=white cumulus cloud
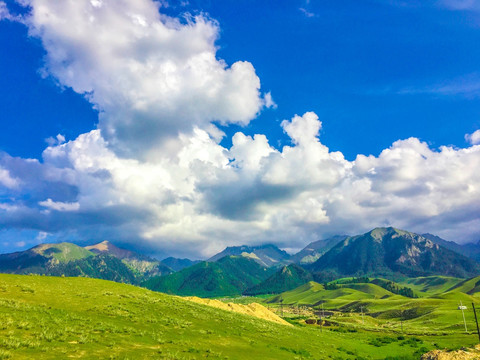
[39,198,80,212]
[3,111,480,258]
[18,0,265,158]
[465,129,480,145]
[0,166,20,189]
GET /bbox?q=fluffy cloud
[0,2,9,20]
[0,166,19,189]
[0,1,16,21]
[2,0,480,258]
[39,199,80,212]
[19,0,265,157]
[340,139,480,241]
[2,111,480,258]
[45,134,66,147]
[466,129,480,145]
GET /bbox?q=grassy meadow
[0,274,478,359]
[263,278,480,334]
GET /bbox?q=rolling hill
[257,276,480,357]
[0,274,332,359]
[267,281,393,309]
[267,280,400,307]
[309,227,480,278]
[398,276,464,296]
[142,256,275,297]
[447,275,480,295]
[207,244,291,267]
[243,263,313,295]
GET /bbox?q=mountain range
[308,227,479,278]
[289,235,348,264]
[0,240,172,284]
[207,244,291,267]
[85,240,172,278]
[422,233,480,262]
[1,227,480,296]
[243,263,313,296]
[142,256,275,297]
[161,257,201,271]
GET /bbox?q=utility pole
[361,306,364,325]
[460,301,467,333]
[280,299,284,317]
[472,303,480,343]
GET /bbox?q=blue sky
[1,0,480,258]
[2,0,480,159]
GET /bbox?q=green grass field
[263,278,480,340]
[0,274,477,359]
[398,276,464,296]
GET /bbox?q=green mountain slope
[0,242,95,274]
[263,276,480,339]
[448,275,480,295]
[369,278,416,298]
[268,280,399,307]
[346,282,398,297]
[44,254,139,284]
[268,281,379,307]
[290,235,348,264]
[85,240,172,278]
[35,242,95,262]
[421,233,470,256]
[0,241,171,284]
[399,276,464,295]
[422,233,480,262]
[310,227,480,278]
[243,264,313,295]
[207,244,291,267]
[142,256,275,297]
[161,257,200,271]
